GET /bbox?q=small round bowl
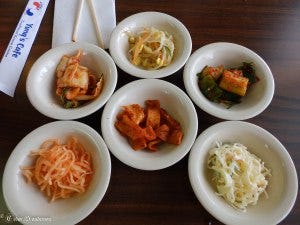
[109,11,192,78]
[26,42,118,120]
[101,79,198,170]
[183,42,274,120]
[2,121,111,225]
[188,121,298,225]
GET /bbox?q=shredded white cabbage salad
[207,142,271,211]
[128,27,175,70]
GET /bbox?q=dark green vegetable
[221,91,241,108]
[197,74,223,102]
[239,62,257,84]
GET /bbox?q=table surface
[0,0,299,224]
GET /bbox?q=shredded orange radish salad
[21,137,93,202]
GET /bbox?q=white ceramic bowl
[2,121,111,225]
[26,42,118,120]
[109,11,192,78]
[101,79,198,170]
[183,42,274,120]
[188,121,298,225]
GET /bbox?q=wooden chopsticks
[72,0,104,49]
[72,0,84,43]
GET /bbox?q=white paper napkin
[52,0,116,49]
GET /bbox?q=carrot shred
[20,137,93,202]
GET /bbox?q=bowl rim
[2,120,111,225]
[101,78,198,170]
[26,42,118,120]
[188,120,298,225]
[109,11,192,79]
[183,42,275,120]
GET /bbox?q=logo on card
[26,1,42,16]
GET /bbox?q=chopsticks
[72,0,84,43]
[87,0,104,48]
[72,0,104,49]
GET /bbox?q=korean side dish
[128,27,175,70]
[207,142,271,211]
[198,62,258,107]
[21,136,93,202]
[56,49,104,108]
[115,99,183,151]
